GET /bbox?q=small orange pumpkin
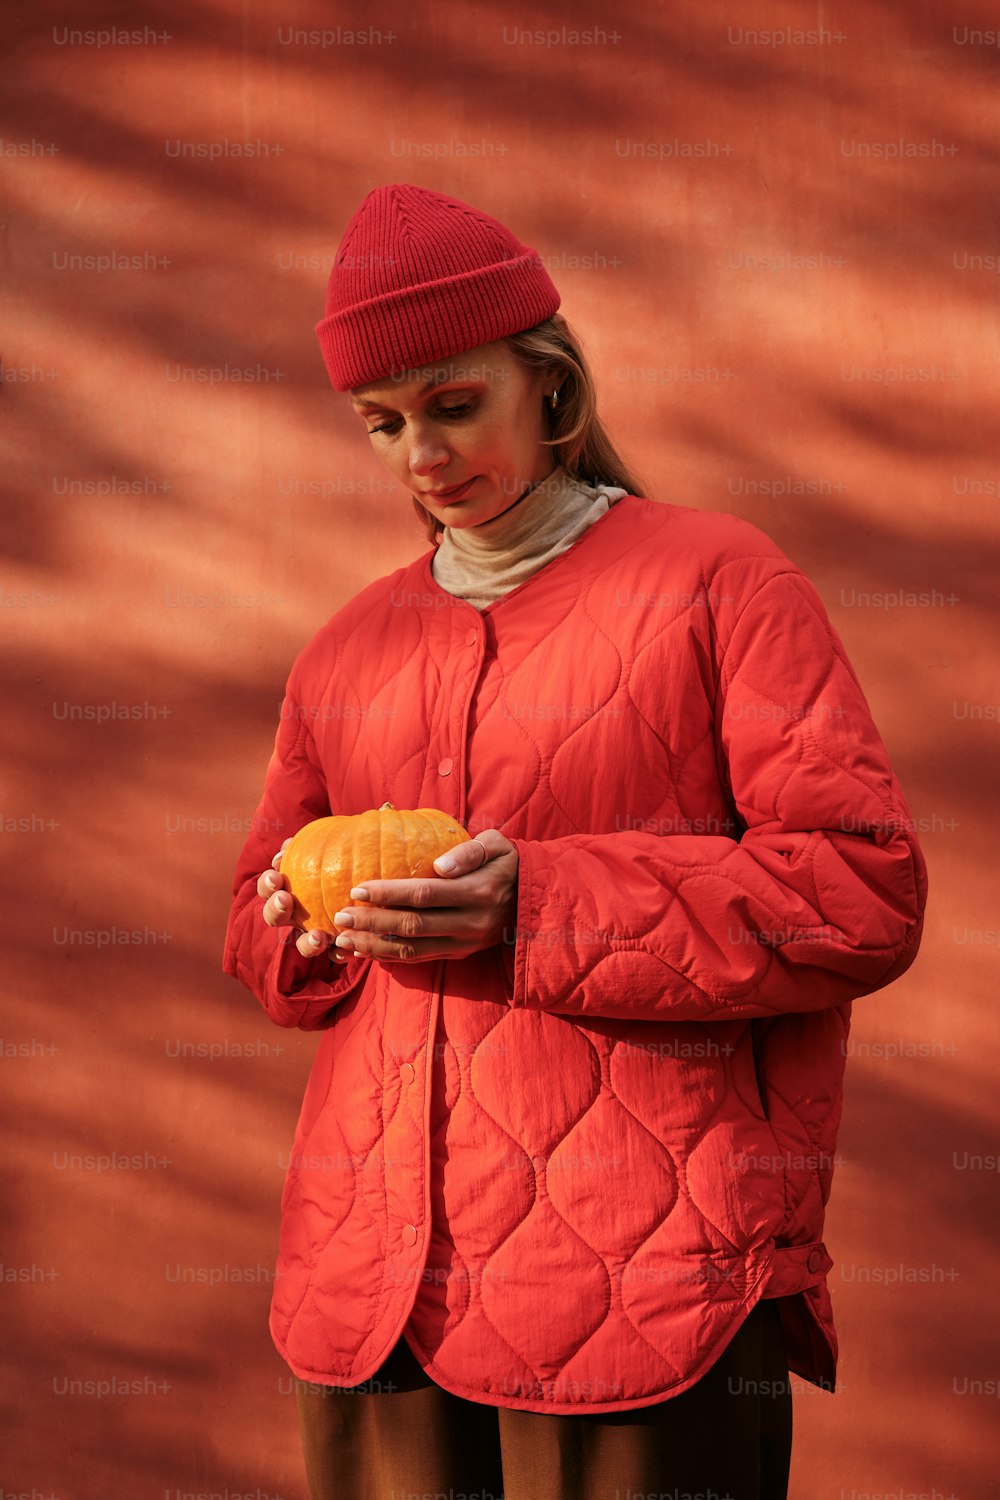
[279,802,471,934]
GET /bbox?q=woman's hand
[331,829,519,964]
[256,830,519,965]
[257,839,345,961]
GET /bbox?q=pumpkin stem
[379,801,394,810]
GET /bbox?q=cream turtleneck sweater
[431,465,629,610]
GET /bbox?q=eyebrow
[351,373,474,410]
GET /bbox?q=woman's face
[348,340,558,529]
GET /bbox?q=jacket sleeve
[222,671,371,1030]
[501,566,928,1023]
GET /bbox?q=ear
[545,363,565,401]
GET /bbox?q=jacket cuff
[264,931,370,1030]
[500,837,531,1008]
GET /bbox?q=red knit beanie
[315,183,561,392]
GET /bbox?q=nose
[407,421,450,478]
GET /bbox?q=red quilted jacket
[223,493,927,1414]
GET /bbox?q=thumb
[434,836,488,876]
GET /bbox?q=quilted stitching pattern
[223,496,927,1413]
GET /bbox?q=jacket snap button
[807,1248,825,1274]
[437,757,453,775]
[400,1062,415,1084]
[401,1223,418,1247]
[465,628,477,646]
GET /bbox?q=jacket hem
[268,1264,813,1415]
[397,1274,781,1414]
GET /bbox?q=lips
[424,477,476,502]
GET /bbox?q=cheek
[472,401,534,460]
[509,388,546,440]
[456,415,503,460]
[369,444,415,486]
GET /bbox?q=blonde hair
[409,313,646,544]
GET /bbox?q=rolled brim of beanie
[316,251,560,392]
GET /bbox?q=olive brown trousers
[293,1296,794,1500]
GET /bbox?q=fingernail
[307,933,323,949]
[273,894,287,911]
[349,887,369,901]
[333,911,353,927]
[434,855,457,873]
[335,934,355,950]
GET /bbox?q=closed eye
[367,401,475,436]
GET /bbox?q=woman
[223,183,928,1500]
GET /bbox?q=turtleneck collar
[431,465,628,610]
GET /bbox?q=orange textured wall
[2,3,996,1497]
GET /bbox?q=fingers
[257,866,286,897]
[253,829,516,966]
[257,867,293,929]
[255,849,346,963]
[296,929,340,960]
[332,901,493,959]
[433,832,494,876]
[356,837,513,908]
[269,838,292,873]
[257,867,311,938]
[335,933,419,963]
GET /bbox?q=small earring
[549,388,560,410]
